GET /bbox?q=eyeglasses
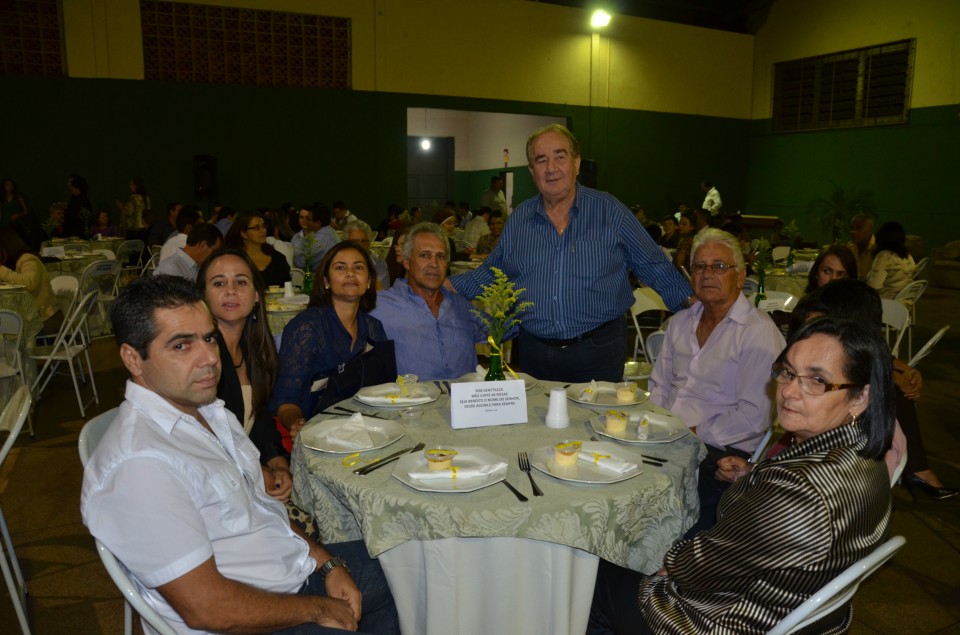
[246,224,266,231]
[771,364,860,396]
[691,262,737,275]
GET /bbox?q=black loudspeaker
[193,154,218,197]
[579,159,598,188]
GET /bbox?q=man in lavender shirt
[649,228,785,533]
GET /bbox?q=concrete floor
[1,287,958,634]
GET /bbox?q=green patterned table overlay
[292,381,706,574]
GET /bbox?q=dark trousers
[588,558,655,635]
[519,317,627,383]
[684,443,751,539]
[270,540,399,635]
[896,386,929,475]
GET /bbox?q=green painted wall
[746,105,960,251]
[1,76,748,228]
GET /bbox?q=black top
[258,250,292,287]
[216,332,287,465]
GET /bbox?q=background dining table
[291,379,706,635]
[0,286,41,406]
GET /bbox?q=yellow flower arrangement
[470,267,534,346]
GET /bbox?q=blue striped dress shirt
[452,185,692,340]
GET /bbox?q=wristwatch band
[319,556,350,578]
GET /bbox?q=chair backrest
[0,386,31,461]
[742,277,759,295]
[631,287,669,317]
[79,410,178,635]
[646,330,666,364]
[893,279,927,303]
[141,250,161,277]
[271,240,294,267]
[880,298,910,358]
[750,428,774,464]
[91,248,117,260]
[908,324,950,367]
[290,267,305,289]
[766,535,906,635]
[912,257,929,279]
[771,245,791,264]
[50,274,80,316]
[79,259,122,296]
[116,240,145,266]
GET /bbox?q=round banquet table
[44,253,108,281]
[292,380,706,635]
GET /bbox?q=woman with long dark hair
[198,248,291,500]
[1,178,29,227]
[224,210,291,287]
[804,243,858,293]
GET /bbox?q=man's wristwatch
[318,556,350,578]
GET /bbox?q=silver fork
[518,451,544,496]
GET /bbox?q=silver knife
[354,444,417,475]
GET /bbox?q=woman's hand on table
[715,456,753,483]
[278,404,307,438]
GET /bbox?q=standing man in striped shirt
[452,124,693,382]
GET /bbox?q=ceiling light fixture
[591,9,611,28]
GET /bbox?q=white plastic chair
[908,324,950,367]
[912,257,928,280]
[78,409,178,635]
[0,311,34,437]
[880,298,910,358]
[629,287,669,363]
[29,291,100,418]
[140,250,160,277]
[290,267,305,291]
[271,240,295,268]
[766,535,906,635]
[771,245,791,265]
[0,386,33,634]
[645,330,666,364]
[893,280,928,359]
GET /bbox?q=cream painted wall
[60,0,754,118]
[752,0,960,117]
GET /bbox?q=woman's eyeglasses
[771,364,859,396]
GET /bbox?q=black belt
[527,317,621,348]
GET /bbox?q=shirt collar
[773,421,868,463]
[124,379,227,435]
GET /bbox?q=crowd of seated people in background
[2,164,938,630]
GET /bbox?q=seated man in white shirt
[159,206,201,262]
[153,222,222,282]
[81,275,398,634]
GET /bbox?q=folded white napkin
[320,413,374,450]
[359,384,431,405]
[786,261,813,273]
[408,461,507,481]
[279,293,310,306]
[578,451,638,475]
[579,380,599,403]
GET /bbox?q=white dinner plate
[590,411,690,444]
[299,416,404,453]
[454,372,539,390]
[266,303,306,316]
[566,381,650,408]
[355,382,441,407]
[0,283,26,291]
[530,441,643,484]
[392,447,507,493]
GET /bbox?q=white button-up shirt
[81,381,315,633]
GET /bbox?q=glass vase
[485,352,506,381]
[302,271,313,295]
